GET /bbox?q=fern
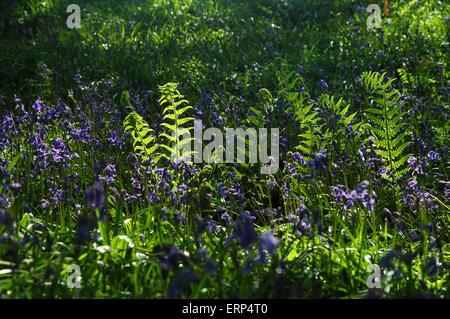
[361,71,412,180]
[294,97,320,159]
[267,72,318,159]
[122,84,195,166]
[158,83,195,163]
[317,94,360,156]
[122,91,158,164]
[397,68,417,92]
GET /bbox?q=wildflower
[51,138,72,165]
[258,247,266,263]
[108,131,122,148]
[103,164,117,184]
[356,6,364,14]
[162,246,181,271]
[260,232,280,254]
[40,199,50,208]
[380,250,400,270]
[307,149,328,175]
[330,185,348,204]
[74,73,82,84]
[217,182,229,198]
[221,212,231,223]
[292,152,305,165]
[427,151,439,161]
[318,79,329,89]
[51,189,64,205]
[70,128,91,143]
[235,213,257,249]
[407,156,424,175]
[229,184,244,202]
[407,230,421,242]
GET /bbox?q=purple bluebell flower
[174,212,187,225]
[318,79,329,89]
[108,130,122,148]
[221,212,231,223]
[258,247,266,264]
[40,200,50,208]
[235,213,257,249]
[74,73,82,84]
[427,151,439,161]
[162,246,180,271]
[260,232,280,254]
[307,149,328,175]
[267,180,276,190]
[407,156,424,175]
[292,152,305,165]
[230,184,245,202]
[51,189,64,205]
[102,164,116,184]
[217,182,229,198]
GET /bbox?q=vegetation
[0,0,449,298]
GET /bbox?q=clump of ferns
[123,83,195,165]
[254,71,315,158]
[122,84,197,210]
[360,71,413,208]
[287,85,358,182]
[245,71,308,179]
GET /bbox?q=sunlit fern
[158,83,195,163]
[397,68,417,91]
[268,70,320,160]
[361,71,412,180]
[122,91,158,164]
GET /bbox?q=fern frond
[361,72,412,180]
[158,83,195,163]
[123,110,158,163]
